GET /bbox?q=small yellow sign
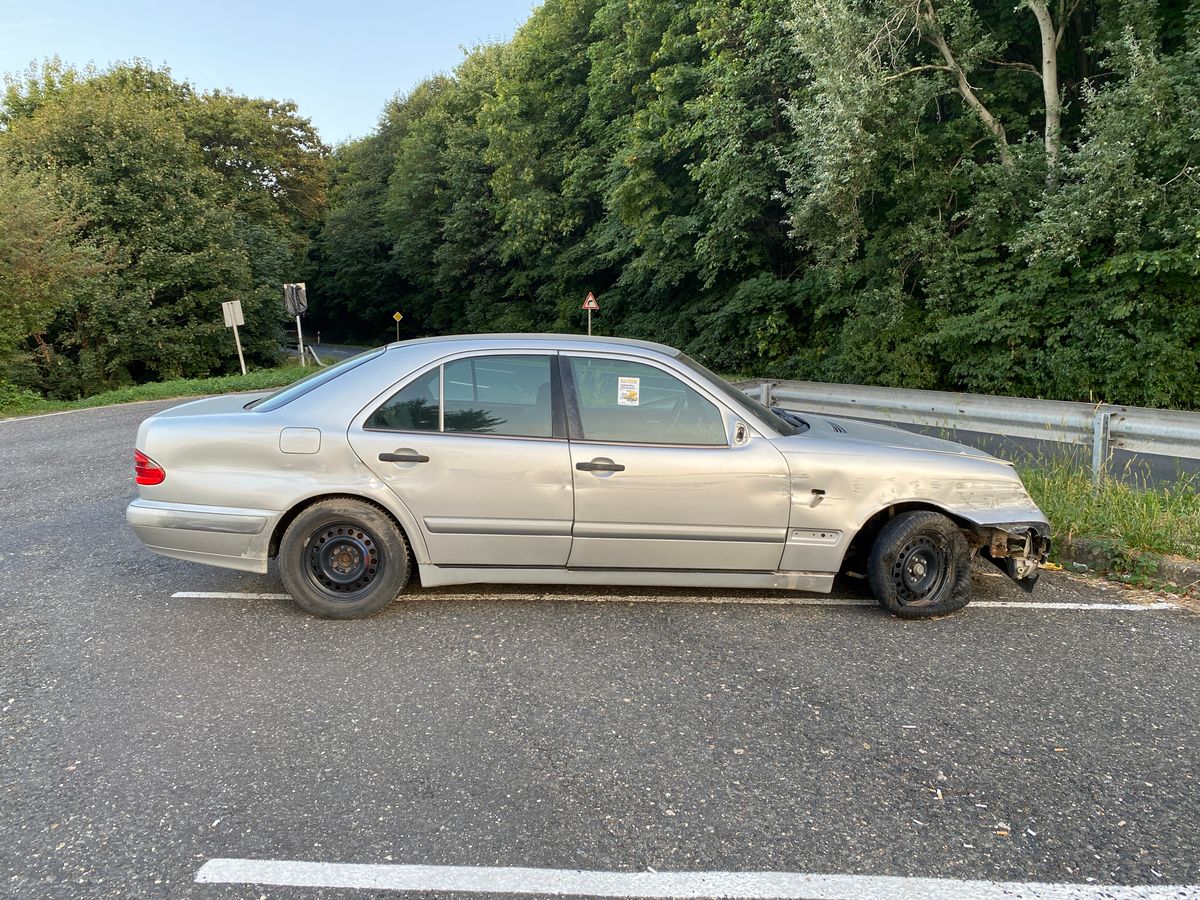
[393,312,403,322]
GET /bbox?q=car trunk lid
[147,393,271,419]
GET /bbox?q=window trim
[360,349,566,441]
[561,352,735,449]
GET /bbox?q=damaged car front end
[769,411,1053,608]
[971,520,1052,592]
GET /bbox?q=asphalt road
[289,344,368,365]
[309,344,366,363]
[1,401,1198,899]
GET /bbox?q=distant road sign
[582,291,599,336]
[393,312,403,322]
[284,284,308,366]
[221,300,244,328]
[221,300,247,374]
[283,283,308,316]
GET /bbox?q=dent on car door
[562,355,791,571]
[347,353,574,567]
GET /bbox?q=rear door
[348,351,574,567]
[562,354,791,571]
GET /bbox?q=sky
[0,0,539,144]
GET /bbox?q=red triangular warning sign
[582,292,600,311]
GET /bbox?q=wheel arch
[268,490,427,567]
[840,501,980,573]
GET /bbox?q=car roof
[385,333,681,358]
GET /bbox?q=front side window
[366,355,555,438]
[566,357,727,445]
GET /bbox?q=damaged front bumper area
[971,522,1052,593]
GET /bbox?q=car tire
[867,510,971,618]
[279,498,411,619]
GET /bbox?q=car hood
[787,415,1005,463]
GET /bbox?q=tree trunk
[920,1,1013,168]
[1026,0,1063,185]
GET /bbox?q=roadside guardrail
[734,379,1200,483]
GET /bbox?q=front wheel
[279,498,411,619]
[867,511,971,618]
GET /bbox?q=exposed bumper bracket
[978,522,1052,593]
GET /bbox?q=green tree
[0,168,105,382]
[480,0,602,326]
[310,129,408,342]
[310,0,1200,409]
[1,62,325,395]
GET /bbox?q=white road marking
[194,859,1195,899]
[0,395,193,424]
[173,591,291,600]
[974,600,1176,611]
[1,388,271,424]
[0,408,98,424]
[170,590,1176,611]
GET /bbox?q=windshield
[246,348,385,412]
[676,354,803,436]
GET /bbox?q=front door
[562,354,791,571]
[348,352,573,567]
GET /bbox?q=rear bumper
[126,499,277,574]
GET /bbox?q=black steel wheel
[305,522,383,599]
[868,511,971,618]
[280,499,410,619]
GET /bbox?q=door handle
[576,460,624,472]
[379,452,429,463]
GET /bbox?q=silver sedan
[127,334,1050,618]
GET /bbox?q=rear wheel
[867,511,971,618]
[279,498,410,619]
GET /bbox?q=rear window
[246,348,385,412]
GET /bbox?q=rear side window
[566,357,727,445]
[365,368,439,431]
[366,355,556,438]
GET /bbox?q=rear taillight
[134,449,166,485]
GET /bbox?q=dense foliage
[3,2,1198,408]
[308,0,1199,408]
[0,61,326,397]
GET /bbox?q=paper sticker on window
[617,376,640,406]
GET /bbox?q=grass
[0,366,313,420]
[1021,458,1200,563]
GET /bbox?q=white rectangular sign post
[582,291,599,335]
[221,300,247,375]
[283,283,308,367]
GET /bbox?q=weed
[1020,458,1200,565]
